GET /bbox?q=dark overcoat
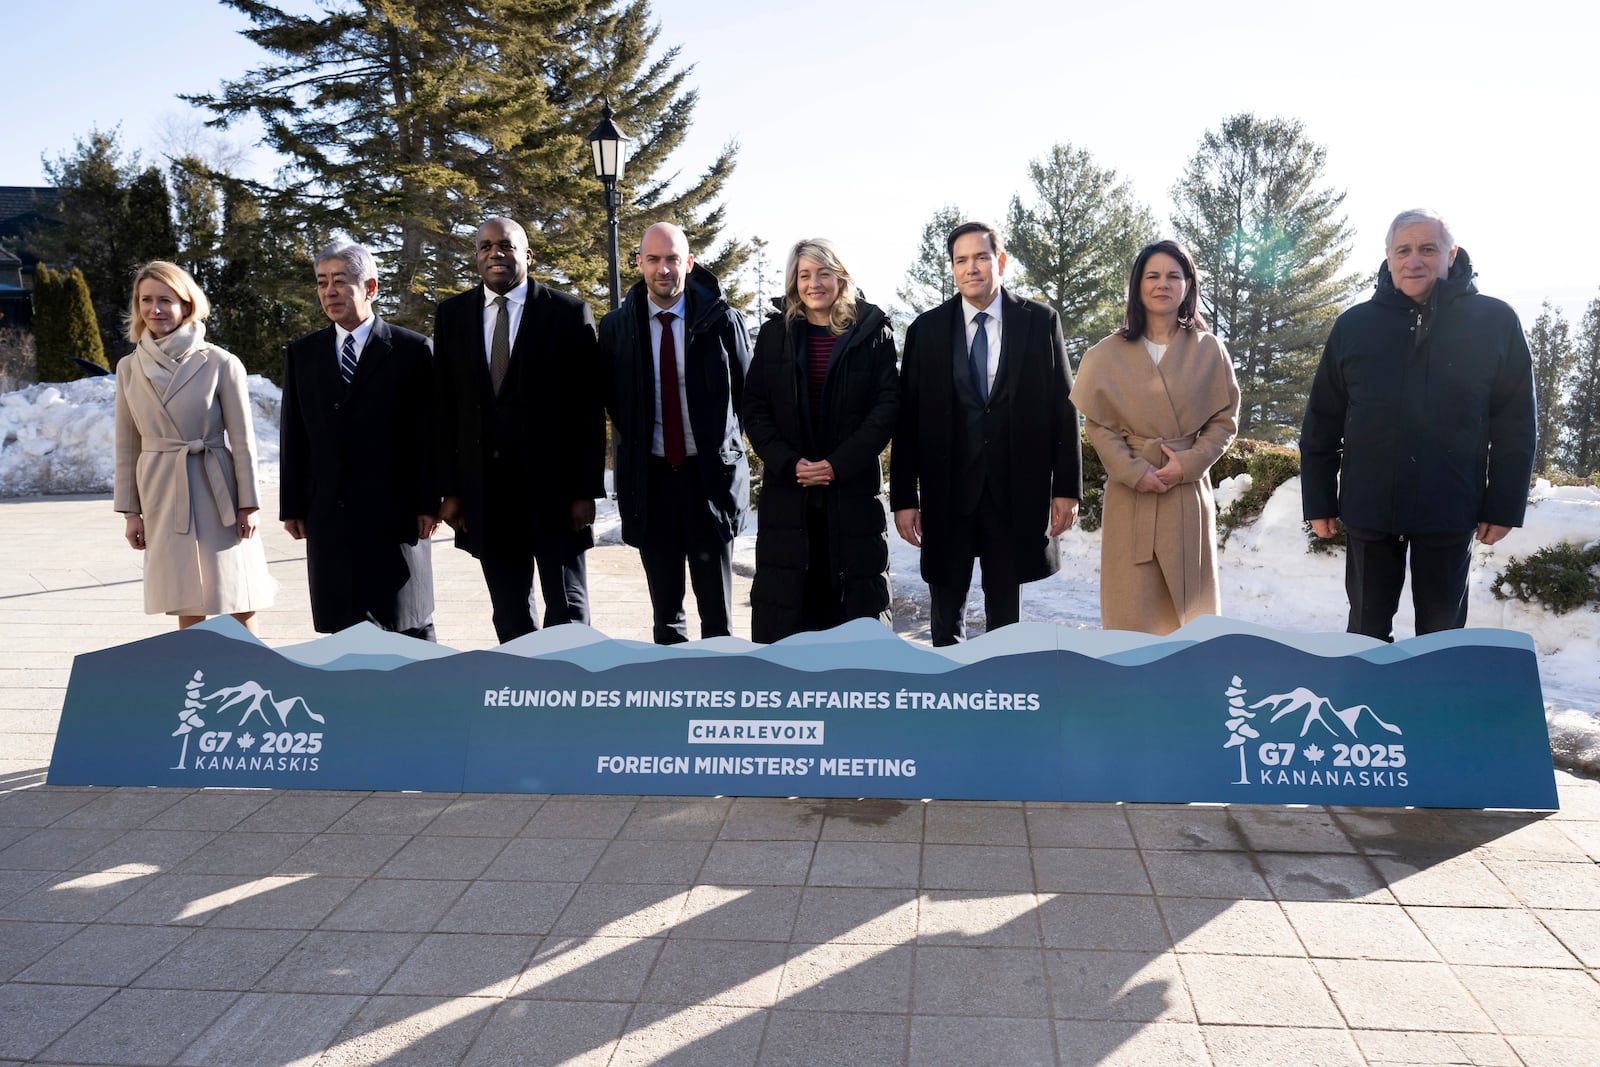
[279,317,437,632]
[599,265,751,548]
[744,300,899,642]
[432,281,607,557]
[889,288,1082,585]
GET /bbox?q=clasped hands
[1134,444,1184,494]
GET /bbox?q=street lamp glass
[587,107,628,184]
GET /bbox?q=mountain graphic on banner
[1250,687,1404,738]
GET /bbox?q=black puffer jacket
[1300,249,1536,534]
[744,299,899,643]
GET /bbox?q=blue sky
[7,0,1594,329]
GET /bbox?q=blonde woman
[743,238,899,642]
[114,261,274,631]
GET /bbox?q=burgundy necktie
[658,311,685,466]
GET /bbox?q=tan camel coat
[1074,329,1240,634]
[113,323,273,616]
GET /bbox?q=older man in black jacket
[1300,208,1537,641]
[600,222,751,644]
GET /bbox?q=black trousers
[927,483,1020,646]
[1344,526,1474,642]
[641,455,733,644]
[479,541,589,644]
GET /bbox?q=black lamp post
[587,102,629,311]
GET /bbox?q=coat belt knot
[143,433,233,535]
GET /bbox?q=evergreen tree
[897,204,966,315]
[36,128,142,360]
[1561,290,1600,478]
[31,265,106,381]
[124,166,178,268]
[1171,114,1364,439]
[209,178,322,383]
[186,0,746,329]
[1527,301,1574,475]
[1005,143,1155,368]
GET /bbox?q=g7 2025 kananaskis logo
[1222,675,1408,789]
[171,669,325,773]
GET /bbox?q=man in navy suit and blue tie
[890,221,1081,645]
[280,242,439,639]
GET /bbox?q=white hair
[1386,209,1455,251]
[314,241,378,286]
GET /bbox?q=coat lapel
[991,288,1026,402]
[345,318,389,402]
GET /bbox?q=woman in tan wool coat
[1073,240,1240,635]
[114,261,274,632]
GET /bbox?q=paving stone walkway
[2,492,1598,1066]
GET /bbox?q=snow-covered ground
[5,376,1599,772]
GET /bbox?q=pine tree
[124,166,178,269]
[1171,114,1364,439]
[185,0,746,330]
[31,265,106,381]
[37,129,142,360]
[1561,290,1600,478]
[1527,301,1574,475]
[897,205,966,315]
[1005,143,1155,368]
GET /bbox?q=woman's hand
[1154,444,1184,487]
[1134,468,1169,494]
[125,514,147,550]
[236,508,259,540]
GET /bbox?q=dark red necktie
[658,311,685,466]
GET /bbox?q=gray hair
[1386,209,1455,251]
[314,241,378,286]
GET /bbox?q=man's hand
[417,515,439,539]
[572,498,596,531]
[439,495,465,532]
[284,518,307,540]
[1310,518,1338,538]
[894,508,922,547]
[795,459,834,487]
[1049,497,1079,536]
[1477,522,1512,546]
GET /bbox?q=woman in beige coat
[114,261,274,632]
[1074,240,1240,635]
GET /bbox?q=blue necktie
[339,334,358,384]
[971,311,990,401]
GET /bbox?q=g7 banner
[48,616,1558,809]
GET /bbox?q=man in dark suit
[599,222,751,644]
[280,242,438,639]
[433,217,606,643]
[890,221,1081,645]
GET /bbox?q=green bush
[31,264,107,382]
[1217,445,1300,545]
[1491,541,1600,615]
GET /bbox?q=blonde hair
[126,260,210,343]
[784,238,858,335]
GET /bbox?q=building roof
[0,187,59,226]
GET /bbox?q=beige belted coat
[1074,329,1240,634]
[113,322,274,616]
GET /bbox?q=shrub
[1491,541,1600,615]
[0,327,36,393]
[1218,445,1300,544]
[1077,429,1106,532]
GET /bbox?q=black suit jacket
[889,288,1081,585]
[433,280,607,558]
[279,316,437,632]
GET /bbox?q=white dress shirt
[962,293,1003,396]
[482,280,529,364]
[648,293,698,457]
[334,314,376,367]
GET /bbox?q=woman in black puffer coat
[744,238,899,643]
